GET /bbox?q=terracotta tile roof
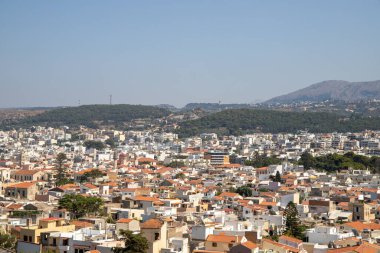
[14,170,41,175]
[262,238,300,253]
[355,241,380,253]
[59,183,79,190]
[206,234,243,243]
[76,168,96,175]
[279,235,303,244]
[137,157,156,163]
[326,246,359,253]
[140,218,163,229]
[117,218,133,223]
[241,241,258,249]
[219,192,241,198]
[134,195,160,202]
[256,167,269,171]
[6,203,23,210]
[82,183,98,189]
[344,221,380,232]
[6,182,36,188]
[215,164,241,168]
[70,220,93,229]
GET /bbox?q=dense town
[0,127,380,253]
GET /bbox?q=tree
[0,233,17,250]
[166,161,185,168]
[81,169,105,182]
[58,194,104,219]
[274,171,282,182]
[236,186,252,197]
[113,230,149,253]
[105,138,116,148]
[83,140,106,150]
[299,151,315,169]
[174,173,185,179]
[245,153,282,168]
[55,153,68,186]
[283,201,304,240]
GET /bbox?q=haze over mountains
[265,80,380,104]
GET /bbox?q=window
[53,238,57,246]
[228,243,233,248]
[63,239,69,246]
[29,236,32,242]
[23,236,27,241]
[212,242,217,247]
[155,233,160,240]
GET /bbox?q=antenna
[109,95,112,105]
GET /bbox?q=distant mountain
[1,104,170,129]
[155,104,179,111]
[265,80,380,104]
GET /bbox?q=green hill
[176,109,380,137]
[2,104,170,129]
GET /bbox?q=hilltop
[265,80,380,104]
[1,104,170,129]
[175,109,380,137]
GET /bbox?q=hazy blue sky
[1,1,379,107]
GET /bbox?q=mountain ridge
[265,80,380,104]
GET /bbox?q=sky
[0,1,380,108]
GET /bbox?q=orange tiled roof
[219,192,240,198]
[59,183,79,190]
[70,220,93,229]
[326,246,360,253]
[241,241,258,249]
[82,183,98,189]
[134,195,160,202]
[355,241,380,253]
[279,235,303,244]
[206,234,243,243]
[6,182,35,188]
[138,157,156,163]
[76,168,96,175]
[117,218,134,223]
[14,170,41,175]
[6,203,23,210]
[262,238,299,253]
[140,218,163,229]
[344,221,380,232]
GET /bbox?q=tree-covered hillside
[1,104,170,129]
[299,151,380,173]
[176,109,380,137]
